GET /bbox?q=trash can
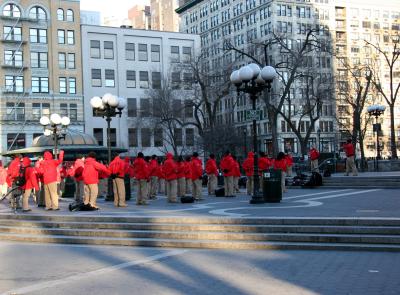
[262,169,282,203]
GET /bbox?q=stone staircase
[322,176,400,189]
[0,214,399,251]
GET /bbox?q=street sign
[246,110,261,121]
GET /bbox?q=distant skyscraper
[151,0,180,32]
[80,10,101,26]
[128,5,151,30]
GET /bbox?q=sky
[80,0,149,19]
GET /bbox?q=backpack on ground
[302,172,323,187]
[180,195,195,203]
[215,187,225,197]
[14,164,26,187]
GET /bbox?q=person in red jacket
[37,150,64,210]
[148,155,159,199]
[220,151,235,197]
[285,152,294,177]
[162,153,178,203]
[274,152,288,193]
[133,152,149,205]
[309,146,320,172]
[82,152,110,208]
[21,157,39,212]
[232,155,241,193]
[205,154,218,195]
[343,139,358,176]
[109,153,128,207]
[6,154,22,188]
[0,161,8,199]
[258,152,272,173]
[157,160,165,195]
[68,155,85,202]
[176,156,186,197]
[184,156,192,194]
[191,152,203,200]
[242,152,254,195]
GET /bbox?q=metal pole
[250,92,263,204]
[53,125,58,160]
[376,116,380,172]
[244,130,247,158]
[106,111,114,201]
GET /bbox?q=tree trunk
[359,133,367,172]
[300,140,308,158]
[390,104,398,159]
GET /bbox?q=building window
[174,128,183,146]
[128,128,138,147]
[126,71,136,88]
[152,72,161,89]
[139,71,149,88]
[186,128,194,146]
[31,77,49,93]
[69,78,76,94]
[90,40,101,58]
[182,46,192,62]
[31,52,47,68]
[105,69,115,87]
[127,98,137,117]
[125,43,135,60]
[30,28,47,43]
[104,41,114,59]
[151,45,160,62]
[171,46,180,62]
[141,128,151,147]
[5,76,23,92]
[3,4,21,18]
[67,53,75,69]
[57,8,64,21]
[3,26,22,41]
[173,99,182,117]
[69,103,78,121]
[32,103,50,120]
[91,69,101,87]
[171,72,180,89]
[154,129,163,147]
[66,9,74,22]
[185,101,193,118]
[60,103,68,117]
[59,77,67,93]
[140,98,150,117]
[57,30,65,44]
[29,6,47,20]
[6,102,25,121]
[67,30,75,45]
[4,50,23,67]
[138,44,148,61]
[58,52,66,69]
[93,128,103,146]
[7,133,26,150]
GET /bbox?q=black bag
[303,172,323,187]
[215,187,225,197]
[69,202,98,211]
[15,164,26,187]
[180,195,195,203]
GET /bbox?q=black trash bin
[262,169,282,203]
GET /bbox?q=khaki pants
[345,156,358,176]
[136,179,148,204]
[224,176,234,196]
[113,178,126,206]
[311,159,319,172]
[166,179,177,202]
[177,177,186,197]
[84,183,98,207]
[149,176,158,198]
[281,171,286,193]
[247,176,254,195]
[192,179,202,200]
[0,184,7,196]
[44,182,59,210]
[207,174,217,195]
[22,188,33,210]
[75,180,84,202]
[186,178,192,194]
[234,176,239,192]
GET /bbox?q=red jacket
[232,160,241,177]
[259,156,272,171]
[38,150,64,185]
[148,159,159,177]
[285,154,294,167]
[274,158,288,172]
[176,161,186,179]
[156,164,164,179]
[162,153,177,180]
[133,157,149,180]
[68,158,84,181]
[82,157,110,185]
[184,161,192,179]
[242,152,254,177]
[6,157,21,187]
[220,155,235,177]
[343,143,355,157]
[190,156,203,180]
[109,156,127,178]
[310,148,320,161]
[205,158,218,176]
[21,157,39,191]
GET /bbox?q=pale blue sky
[80,0,149,18]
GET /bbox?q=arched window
[29,6,46,20]
[3,3,21,18]
[57,8,64,21]
[66,9,74,21]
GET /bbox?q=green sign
[246,110,261,121]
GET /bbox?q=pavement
[329,171,400,177]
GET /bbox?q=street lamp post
[243,128,247,158]
[230,64,277,204]
[40,113,70,159]
[317,128,321,152]
[90,93,126,201]
[367,105,385,172]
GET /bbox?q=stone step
[0,232,400,251]
[0,225,399,244]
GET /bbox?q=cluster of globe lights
[367,104,386,114]
[230,63,278,87]
[40,114,71,136]
[90,93,127,111]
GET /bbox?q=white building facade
[81,25,200,157]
